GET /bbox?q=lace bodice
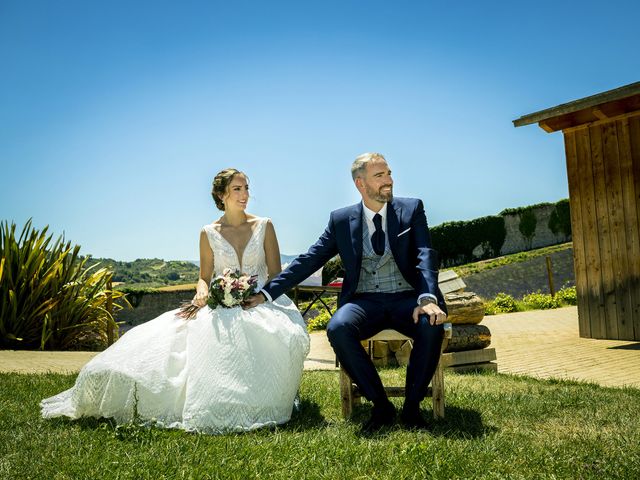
[202,217,269,289]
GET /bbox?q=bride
[41,168,310,433]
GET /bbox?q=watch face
[420,297,436,306]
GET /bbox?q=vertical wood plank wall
[563,113,640,340]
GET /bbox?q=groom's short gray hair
[351,152,386,180]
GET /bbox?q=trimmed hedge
[298,199,571,278]
[431,215,506,267]
[518,208,537,250]
[548,199,572,238]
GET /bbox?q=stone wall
[500,204,571,256]
[464,247,575,300]
[115,289,194,333]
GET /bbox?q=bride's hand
[193,289,208,307]
[243,293,265,309]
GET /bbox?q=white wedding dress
[41,218,310,433]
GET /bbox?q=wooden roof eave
[513,81,640,133]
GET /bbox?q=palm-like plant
[0,219,128,350]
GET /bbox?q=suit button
[372,271,376,275]
[375,285,379,288]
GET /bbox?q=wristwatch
[419,296,437,307]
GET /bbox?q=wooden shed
[514,81,640,341]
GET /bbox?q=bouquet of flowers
[178,268,258,319]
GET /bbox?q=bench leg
[339,367,354,418]
[431,360,445,419]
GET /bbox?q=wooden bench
[339,322,453,419]
[292,270,478,417]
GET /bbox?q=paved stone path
[1,307,639,389]
[482,306,640,388]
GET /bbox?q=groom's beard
[366,184,393,203]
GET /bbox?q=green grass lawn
[2,370,639,479]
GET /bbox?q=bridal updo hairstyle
[211,168,248,211]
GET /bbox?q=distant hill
[86,257,199,289]
[280,254,299,265]
[189,254,299,268]
[91,254,300,289]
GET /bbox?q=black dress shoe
[400,407,431,430]
[362,400,396,432]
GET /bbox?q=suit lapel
[349,203,363,275]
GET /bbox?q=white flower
[223,292,235,307]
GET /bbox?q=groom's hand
[243,293,266,309]
[413,303,447,326]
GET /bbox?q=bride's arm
[264,220,282,280]
[194,230,214,307]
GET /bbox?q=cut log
[444,324,492,352]
[445,291,485,325]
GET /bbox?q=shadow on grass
[47,415,124,434]
[281,399,329,431]
[45,399,328,437]
[349,403,495,439]
[431,405,497,438]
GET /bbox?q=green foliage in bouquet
[177,268,257,319]
[207,268,258,309]
[0,219,128,350]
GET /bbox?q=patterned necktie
[371,213,385,256]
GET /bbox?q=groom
[246,152,447,431]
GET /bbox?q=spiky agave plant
[0,219,128,350]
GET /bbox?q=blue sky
[1,1,638,261]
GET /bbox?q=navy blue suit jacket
[263,197,446,311]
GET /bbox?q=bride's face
[222,174,250,212]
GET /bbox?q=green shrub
[0,219,128,350]
[555,286,577,305]
[321,256,344,285]
[306,310,332,332]
[484,284,578,315]
[485,293,518,315]
[164,271,180,281]
[522,291,562,310]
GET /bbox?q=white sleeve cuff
[417,293,437,306]
[260,288,273,302]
